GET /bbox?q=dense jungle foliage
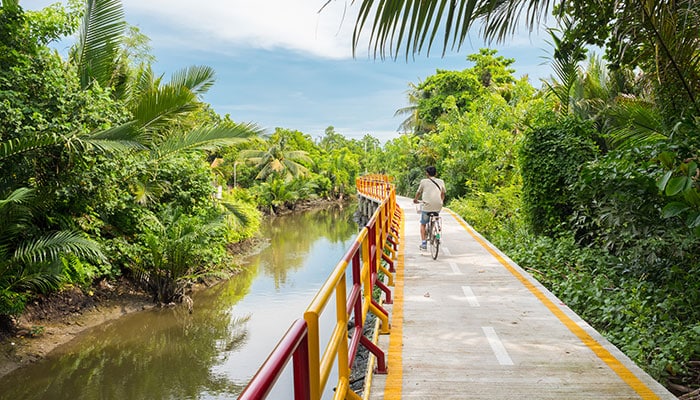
[2,0,699,396]
[0,0,373,324]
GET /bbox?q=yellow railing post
[303,311,321,400]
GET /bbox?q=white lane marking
[461,286,480,307]
[482,327,514,366]
[449,261,462,275]
[441,246,451,256]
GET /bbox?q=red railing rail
[238,319,311,400]
[237,175,400,400]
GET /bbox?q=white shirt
[417,177,445,212]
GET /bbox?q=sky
[27,0,555,144]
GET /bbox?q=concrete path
[367,196,675,399]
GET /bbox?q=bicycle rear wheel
[429,223,440,259]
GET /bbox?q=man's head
[425,166,437,177]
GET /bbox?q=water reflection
[0,203,358,400]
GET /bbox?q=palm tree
[542,19,587,116]
[131,206,226,304]
[0,188,104,318]
[394,81,426,134]
[2,2,261,165]
[239,137,313,181]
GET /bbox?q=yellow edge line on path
[446,209,661,400]
[383,209,405,398]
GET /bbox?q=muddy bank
[0,278,153,379]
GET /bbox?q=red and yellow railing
[238,175,401,400]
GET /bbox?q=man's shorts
[420,211,439,225]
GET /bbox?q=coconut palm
[394,81,430,134]
[239,137,313,181]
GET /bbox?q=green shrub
[221,188,261,243]
[448,184,523,239]
[519,117,599,236]
[570,146,670,253]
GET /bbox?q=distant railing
[238,175,401,400]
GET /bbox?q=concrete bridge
[365,195,675,399]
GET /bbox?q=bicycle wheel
[429,222,440,259]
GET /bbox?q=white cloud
[123,0,360,59]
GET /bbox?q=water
[0,203,359,400]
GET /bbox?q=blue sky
[28,0,555,143]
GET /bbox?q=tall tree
[239,136,313,181]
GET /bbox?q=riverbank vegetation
[0,0,368,330]
[2,0,699,396]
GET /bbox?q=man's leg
[419,212,428,249]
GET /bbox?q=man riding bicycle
[413,166,446,250]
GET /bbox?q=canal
[0,202,359,400]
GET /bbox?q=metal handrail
[238,175,400,400]
[238,319,311,400]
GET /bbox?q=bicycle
[416,201,442,260]
[426,212,442,260]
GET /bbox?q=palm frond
[129,66,218,132]
[283,159,310,178]
[605,98,667,149]
[220,201,253,228]
[0,187,34,207]
[131,85,199,133]
[238,149,266,163]
[10,267,63,294]
[0,135,61,161]
[0,188,34,246]
[129,65,162,104]
[128,179,167,206]
[154,123,261,161]
[12,231,104,266]
[74,0,125,89]
[256,163,276,180]
[1,0,19,12]
[169,65,216,97]
[283,150,314,164]
[351,0,552,59]
[80,121,150,153]
[542,19,587,114]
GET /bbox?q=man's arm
[413,181,423,203]
[413,188,422,203]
